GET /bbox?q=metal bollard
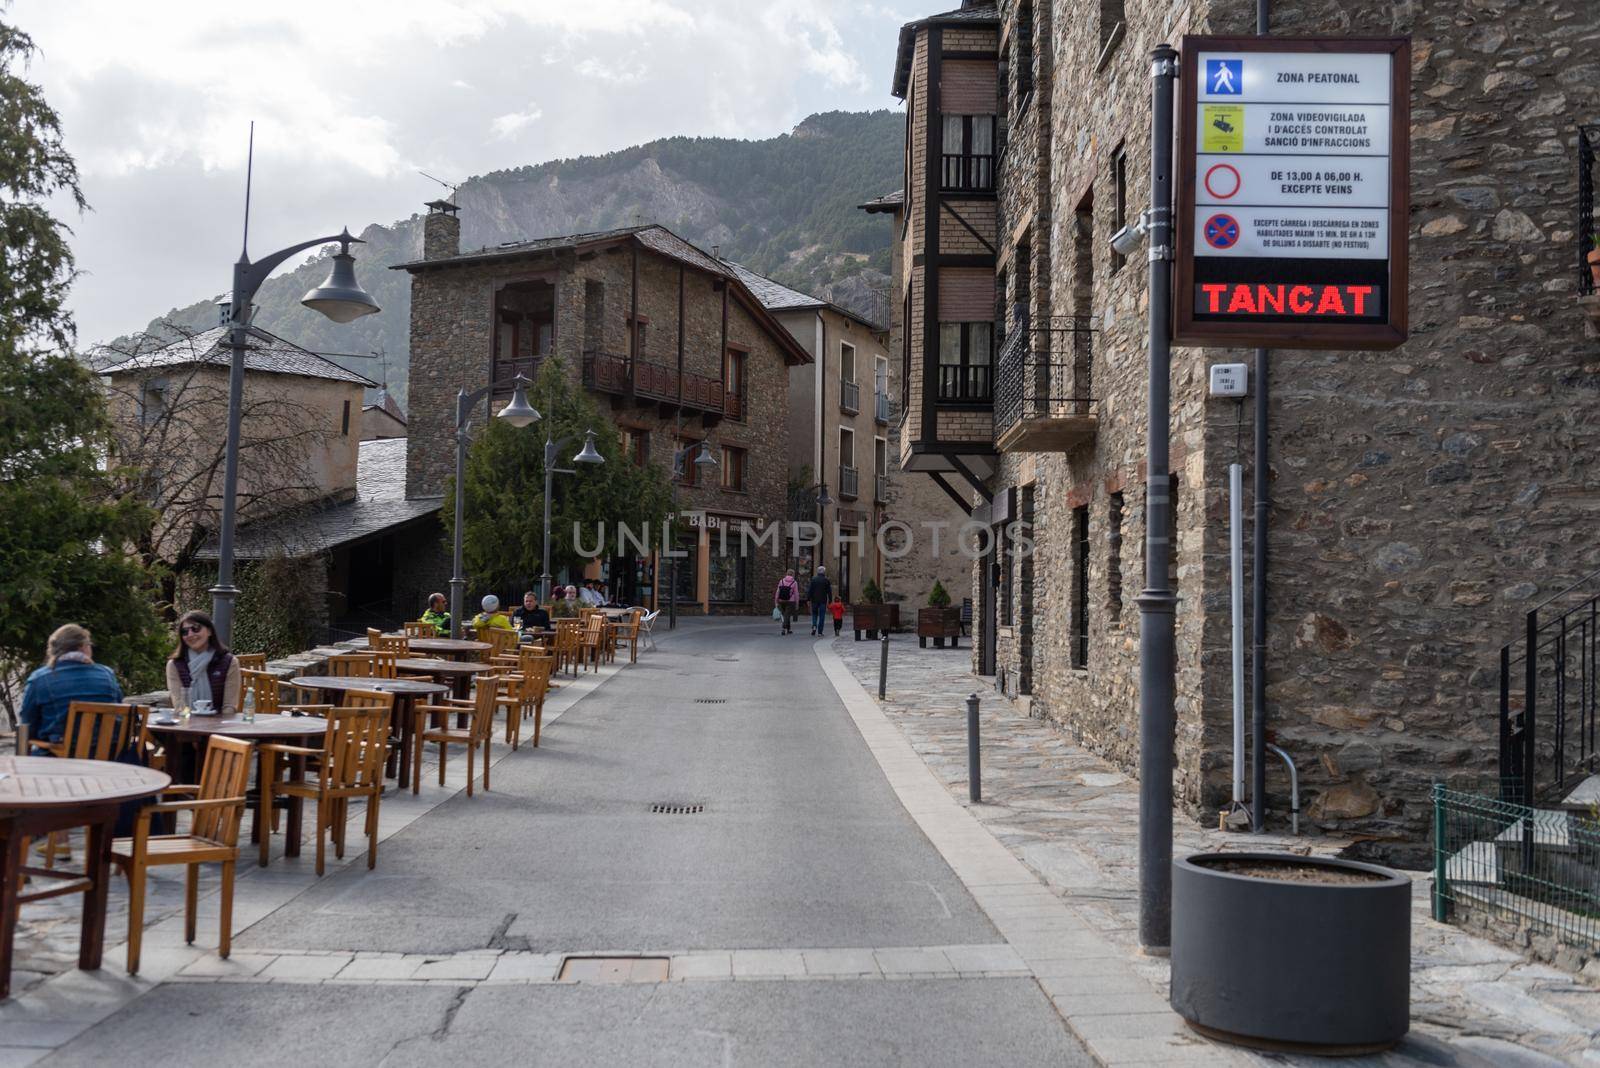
[878,630,889,699]
[966,693,981,803]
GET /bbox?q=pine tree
[0,18,168,720]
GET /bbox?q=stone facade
[880,0,1600,851]
[401,221,804,614]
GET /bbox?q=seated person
[512,591,551,631]
[579,582,604,607]
[20,624,125,744]
[420,592,451,635]
[549,587,579,619]
[471,594,514,631]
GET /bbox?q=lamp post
[539,429,605,605]
[667,442,719,630]
[448,375,541,638]
[210,227,380,644]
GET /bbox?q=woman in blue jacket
[19,624,124,744]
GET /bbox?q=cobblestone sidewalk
[833,634,1600,1068]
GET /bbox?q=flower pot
[916,606,962,648]
[1170,852,1410,1054]
[851,603,901,639]
[1588,248,1600,288]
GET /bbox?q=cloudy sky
[13,0,919,345]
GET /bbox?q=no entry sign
[1173,36,1410,350]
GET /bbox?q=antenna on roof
[418,169,462,202]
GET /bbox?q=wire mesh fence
[1433,784,1600,960]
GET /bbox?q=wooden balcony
[582,350,728,419]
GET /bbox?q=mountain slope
[136,110,904,408]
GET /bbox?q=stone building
[873,0,1600,853]
[722,260,971,608]
[397,204,810,614]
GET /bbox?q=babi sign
[1174,36,1410,350]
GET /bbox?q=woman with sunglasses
[165,610,241,715]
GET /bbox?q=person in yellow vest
[420,593,451,635]
[471,594,514,632]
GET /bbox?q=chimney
[423,199,460,261]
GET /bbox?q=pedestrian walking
[829,594,845,637]
[806,567,832,636]
[774,569,800,634]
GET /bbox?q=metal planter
[1170,852,1411,1054]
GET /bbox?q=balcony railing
[840,379,860,414]
[874,473,887,504]
[724,389,744,421]
[874,391,891,424]
[1580,124,1596,297]
[935,363,992,403]
[491,354,546,395]
[993,315,1098,452]
[941,153,994,193]
[838,464,859,500]
[582,349,727,417]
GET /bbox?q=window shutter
[939,268,995,322]
[941,61,997,115]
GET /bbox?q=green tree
[445,357,674,599]
[0,19,168,720]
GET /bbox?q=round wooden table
[144,715,331,852]
[399,637,490,661]
[395,658,494,699]
[289,676,450,790]
[0,756,170,998]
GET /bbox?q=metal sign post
[1173,36,1411,350]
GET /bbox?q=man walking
[806,566,832,636]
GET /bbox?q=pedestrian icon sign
[1206,59,1242,95]
[1203,214,1241,250]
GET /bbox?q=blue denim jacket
[19,662,124,743]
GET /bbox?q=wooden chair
[29,701,146,866]
[613,608,645,664]
[403,620,438,637]
[366,627,383,648]
[369,649,400,679]
[234,653,267,673]
[112,735,253,975]
[258,706,391,875]
[553,619,583,675]
[479,627,519,660]
[241,671,330,717]
[580,614,608,672]
[373,633,409,656]
[412,679,497,797]
[326,652,375,678]
[503,654,555,749]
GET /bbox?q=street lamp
[539,428,605,605]
[210,226,379,644]
[448,374,541,638]
[667,442,719,630]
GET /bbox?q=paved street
[22,620,1093,1067]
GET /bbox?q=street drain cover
[559,956,670,983]
[694,698,727,704]
[650,803,704,814]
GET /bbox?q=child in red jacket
[829,595,846,636]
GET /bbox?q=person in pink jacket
[774,569,800,635]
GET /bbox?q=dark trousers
[779,603,796,632]
[811,602,826,634]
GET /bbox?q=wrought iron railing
[1581,124,1597,297]
[840,379,860,414]
[874,391,891,424]
[838,464,859,500]
[1501,566,1600,805]
[941,153,994,192]
[993,314,1096,437]
[874,473,887,504]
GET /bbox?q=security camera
[1110,214,1149,258]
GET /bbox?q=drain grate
[650,803,704,815]
[694,698,727,704]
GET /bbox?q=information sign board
[1174,37,1410,350]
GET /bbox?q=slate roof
[98,325,377,388]
[893,2,999,98]
[362,388,407,426]
[859,190,904,214]
[194,439,440,561]
[718,260,885,333]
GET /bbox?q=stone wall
[969,0,1600,849]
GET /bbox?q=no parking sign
[1173,36,1411,350]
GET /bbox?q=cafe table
[0,755,170,998]
[396,637,490,662]
[288,676,449,790]
[395,657,494,699]
[143,713,331,855]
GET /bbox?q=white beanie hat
[481,594,500,611]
